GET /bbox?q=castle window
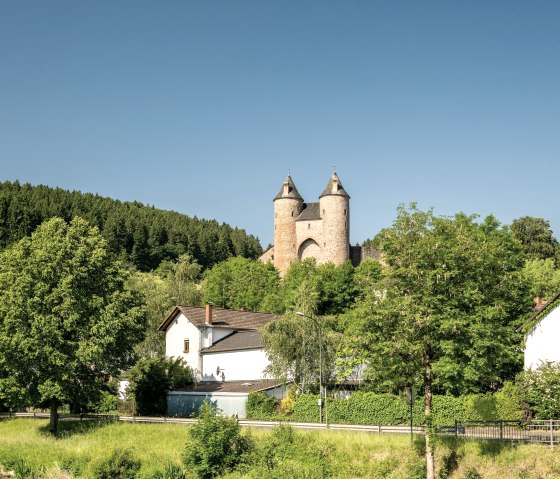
[323,209,325,215]
[291,211,294,217]
[344,209,347,216]
[308,223,310,229]
[183,340,190,353]
[345,222,347,227]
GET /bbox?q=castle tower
[319,172,350,265]
[273,176,304,276]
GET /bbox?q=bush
[249,389,526,426]
[518,361,560,418]
[91,448,141,479]
[128,357,193,416]
[182,402,251,478]
[246,392,278,418]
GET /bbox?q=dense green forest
[0,180,262,270]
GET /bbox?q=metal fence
[451,419,560,446]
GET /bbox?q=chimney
[205,302,213,325]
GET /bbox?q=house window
[183,340,190,353]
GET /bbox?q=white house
[158,303,283,417]
[520,292,560,369]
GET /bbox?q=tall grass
[0,419,559,478]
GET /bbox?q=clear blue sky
[1,1,559,247]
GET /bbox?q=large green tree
[203,257,280,311]
[0,217,147,431]
[351,206,530,479]
[510,216,559,262]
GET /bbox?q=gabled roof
[319,171,350,198]
[158,306,277,332]
[296,202,321,221]
[516,290,560,332]
[274,175,303,201]
[200,331,263,354]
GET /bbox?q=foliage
[262,312,339,391]
[182,402,251,479]
[521,258,560,301]
[518,361,560,419]
[0,180,262,271]
[246,392,278,417]
[0,217,147,431]
[203,257,281,311]
[282,259,358,315]
[510,216,560,262]
[128,254,202,359]
[91,447,141,479]
[355,207,530,396]
[238,424,333,479]
[494,381,523,420]
[128,356,193,416]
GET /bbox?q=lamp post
[296,311,324,424]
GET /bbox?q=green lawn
[0,419,559,478]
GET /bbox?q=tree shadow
[38,418,114,439]
[475,439,517,457]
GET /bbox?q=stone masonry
[260,172,352,277]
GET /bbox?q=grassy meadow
[0,418,559,478]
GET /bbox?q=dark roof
[274,175,303,201]
[173,380,280,394]
[319,172,350,198]
[296,202,321,221]
[201,331,263,354]
[158,306,277,332]
[516,291,560,332]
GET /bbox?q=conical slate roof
[274,175,303,201]
[319,172,350,198]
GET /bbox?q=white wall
[525,306,560,369]
[202,349,270,381]
[165,313,202,375]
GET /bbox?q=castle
[260,172,370,276]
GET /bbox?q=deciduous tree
[353,206,530,478]
[0,217,147,431]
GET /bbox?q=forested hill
[0,181,262,270]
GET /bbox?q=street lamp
[296,311,324,424]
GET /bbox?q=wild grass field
[0,418,559,478]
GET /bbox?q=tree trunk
[424,355,435,479]
[49,399,59,433]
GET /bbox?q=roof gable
[158,306,277,332]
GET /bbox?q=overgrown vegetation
[1,418,559,479]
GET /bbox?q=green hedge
[247,389,522,427]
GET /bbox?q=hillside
[0,181,262,271]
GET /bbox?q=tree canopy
[0,217,147,431]
[510,216,559,262]
[344,206,531,479]
[0,180,262,271]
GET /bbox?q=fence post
[499,420,503,441]
[455,420,458,438]
[550,419,554,447]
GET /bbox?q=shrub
[128,357,193,416]
[246,392,278,418]
[495,381,523,420]
[182,402,251,478]
[91,448,141,479]
[518,361,560,418]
